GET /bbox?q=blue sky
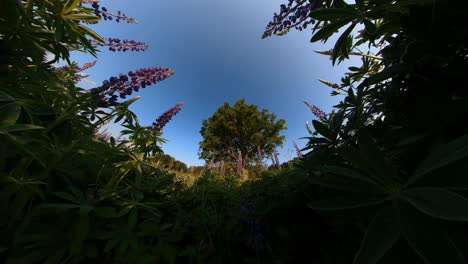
[75,0,358,166]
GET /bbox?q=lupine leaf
[312,120,334,140]
[332,23,356,64]
[311,18,354,42]
[401,188,468,221]
[353,206,400,264]
[0,103,21,127]
[407,134,468,186]
[400,202,467,264]
[308,195,385,210]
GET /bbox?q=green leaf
[310,8,361,21]
[401,188,468,221]
[322,165,385,191]
[62,0,80,15]
[311,18,353,42]
[332,23,356,64]
[0,102,21,127]
[409,162,468,190]
[353,206,400,264]
[357,129,396,182]
[312,120,334,140]
[308,195,385,210]
[400,202,467,264]
[339,146,386,185]
[63,13,101,22]
[77,24,104,43]
[407,134,468,186]
[357,64,405,90]
[0,124,44,133]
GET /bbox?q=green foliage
[148,153,188,173]
[199,99,286,166]
[291,0,468,263]
[2,0,467,263]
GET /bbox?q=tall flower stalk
[150,102,184,131]
[90,67,175,106]
[293,140,302,157]
[90,38,148,52]
[304,100,326,120]
[262,0,320,38]
[87,1,138,23]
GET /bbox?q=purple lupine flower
[262,0,320,38]
[76,60,97,73]
[90,38,148,52]
[293,140,302,157]
[86,1,138,23]
[91,67,174,107]
[150,102,184,131]
[237,150,243,175]
[304,101,326,120]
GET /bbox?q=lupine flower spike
[75,60,97,73]
[262,0,321,38]
[151,102,184,131]
[87,1,138,23]
[303,101,326,120]
[306,121,314,135]
[293,140,302,157]
[319,79,340,89]
[90,38,148,52]
[314,49,334,56]
[91,67,174,107]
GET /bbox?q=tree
[199,99,286,166]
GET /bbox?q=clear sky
[74,0,358,166]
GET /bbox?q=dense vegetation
[1,0,467,263]
[199,99,286,178]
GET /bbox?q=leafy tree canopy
[199,99,286,165]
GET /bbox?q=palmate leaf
[332,22,355,64]
[353,205,400,264]
[312,120,335,140]
[357,129,396,182]
[317,165,386,192]
[311,18,354,42]
[308,195,386,210]
[0,102,21,127]
[400,202,467,264]
[409,162,468,190]
[406,134,468,186]
[401,188,468,221]
[339,146,386,186]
